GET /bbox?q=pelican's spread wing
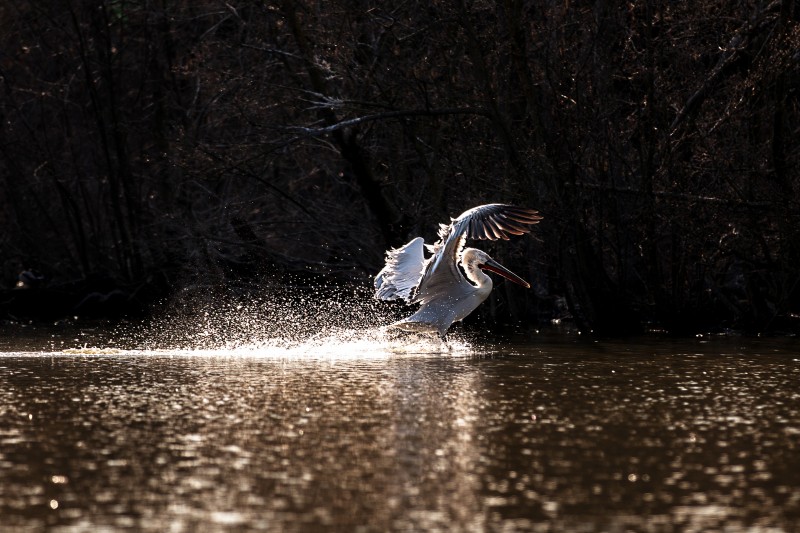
[374,237,426,302]
[455,204,543,241]
[414,204,542,303]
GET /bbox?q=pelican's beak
[479,259,531,288]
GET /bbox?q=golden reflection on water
[0,333,799,531]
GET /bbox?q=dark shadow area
[2,2,799,335]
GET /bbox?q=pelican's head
[461,248,530,288]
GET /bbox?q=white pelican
[375,204,542,339]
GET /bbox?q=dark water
[1,328,799,532]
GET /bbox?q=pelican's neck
[465,263,491,288]
[460,249,492,288]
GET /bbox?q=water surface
[1,326,799,531]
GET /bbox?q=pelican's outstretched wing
[374,237,426,302]
[414,204,541,304]
[455,204,543,241]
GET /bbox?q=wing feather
[374,237,426,302]
[456,204,542,241]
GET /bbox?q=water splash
[110,283,474,358]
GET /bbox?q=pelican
[375,204,542,339]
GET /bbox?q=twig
[286,107,490,137]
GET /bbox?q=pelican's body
[374,204,541,338]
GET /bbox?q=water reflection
[0,335,799,531]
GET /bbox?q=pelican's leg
[438,332,453,351]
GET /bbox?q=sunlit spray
[113,281,473,358]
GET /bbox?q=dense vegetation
[1,1,799,333]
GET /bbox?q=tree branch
[670,0,783,133]
[285,107,490,137]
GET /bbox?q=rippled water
[1,325,799,532]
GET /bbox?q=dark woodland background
[1,1,799,334]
